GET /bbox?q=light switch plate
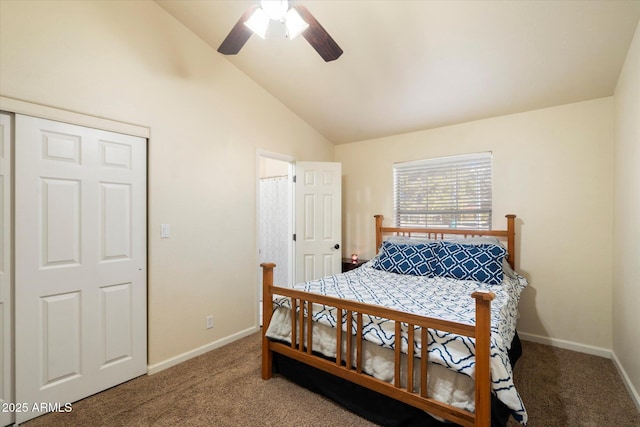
[161,223,170,238]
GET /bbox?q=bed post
[374,214,384,253]
[260,262,275,380]
[505,214,516,268]
[472,291,495,427]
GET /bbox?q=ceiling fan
[217,0,343,62]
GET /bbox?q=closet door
[0,113,13,427]
[14,115,147,423]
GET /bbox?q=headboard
[374,214,516,268]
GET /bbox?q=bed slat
[407,325,415,393]
[356,313,363,374]
[346,310,353,370]
[336,307,343,367]
[306,301,313,354]
[298,300,304,351]
[420,327,428,398]
[290,299,297,349]
[394,321,401,388]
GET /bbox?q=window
[393,152,492,229]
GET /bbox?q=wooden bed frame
[260,214,517,427]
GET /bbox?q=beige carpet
[23,332,640,426]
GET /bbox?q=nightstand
[342,258,368,273]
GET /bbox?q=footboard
[260,263,494,427]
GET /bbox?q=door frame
[255,150,295,324]
[0,112,14,427]
[0,97,149,139]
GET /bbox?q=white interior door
[294,162,342,283]
[14,115,147,423]
[0,112,13,427]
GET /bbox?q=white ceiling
[156,1,640,145]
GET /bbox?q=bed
[260,214,527,427]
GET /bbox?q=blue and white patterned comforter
[269,261,528,424]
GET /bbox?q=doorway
[257,153,294,322]
[256,155,343,324]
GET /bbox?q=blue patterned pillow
[373,241,439,276]
[434,242,506,285]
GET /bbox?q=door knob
[334,244,340,249]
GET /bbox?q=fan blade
[218,5,259,55]
[292,5,343,62]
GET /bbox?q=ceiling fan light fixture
[285,8,309,39]
[220,1,342,62]
[244,7,270,39]
[260,0,289,21]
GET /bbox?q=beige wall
[0,0,333,366]
[613,20,640,403]
[336,98,614,350]
[1,0,636,402]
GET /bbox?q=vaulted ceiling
[156,1,640,144]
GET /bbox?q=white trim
[147,326,259,375]
[611,351,640,412]
[256,149,295,165]
[394,151,492,168]
[518,332,612,359]
[0,96,149,138]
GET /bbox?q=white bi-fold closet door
[12,114,147,424]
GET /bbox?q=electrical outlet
[206,315,214,329]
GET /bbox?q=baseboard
[147,326,259,375]
[611,351,640,412]
[518,331,612,359]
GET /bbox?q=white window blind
[393,152,492,229]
